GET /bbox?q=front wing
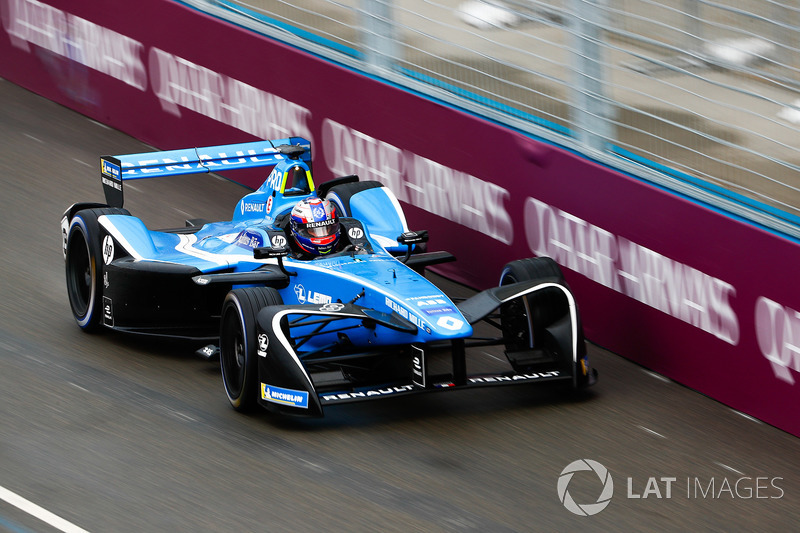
[253,279,589,417]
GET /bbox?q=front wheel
[498,257,566,353]
[498,257,593,389]
[219,287,283,412]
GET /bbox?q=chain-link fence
[196,0,800,236]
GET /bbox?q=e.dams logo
[557,459,614,516]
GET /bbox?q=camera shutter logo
[557,459,614,516]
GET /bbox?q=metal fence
[197,0,800,237]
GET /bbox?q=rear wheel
[323,180,384,217]
[325,180,417,256]
[64,207,128,331]
[220,287,283,412]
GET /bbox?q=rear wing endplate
[100,137,311,208]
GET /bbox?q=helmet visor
[303,219,339,241]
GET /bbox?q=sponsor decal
[326,255,395,267]
[102,296,113,326]
[348,227,364,240]
[113,150,280,176]
[240,202,265,215]
[421,306,455,316]
[322,371,562,403]
[101,159,121,179]
[407,294,447,301]
[235,230,263,250]
[271,234,287,248]
[266,195,273,214]
[436,315,464,331]
[102,235,114,265]
[321,385,415,402]
[264,167,283,191]
[411,346,425,388]
[199,346,216,358]
[319,302,345,312]
[293,285,332,305]
[101,176,121,190]
[306,219,335,229]
[256,333,269,357]
[415,298,448,307]
[415,298,455,316]
[468,370,560,383]
[61,216,69,257]
[261,383,309,408]
[385,296,427,331]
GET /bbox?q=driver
[289,197,341,257]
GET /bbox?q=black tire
[219,287,283,412]
[64,207,129,331]
[498,257,567,353]
[500,257,592,389]
[324,180,383,217]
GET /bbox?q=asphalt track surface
[1,79,799,532]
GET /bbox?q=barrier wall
[3,0,799,436]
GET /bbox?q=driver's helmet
[290,197,340,256]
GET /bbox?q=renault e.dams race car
[61,137,596,417]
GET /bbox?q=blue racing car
[61,137,596,417]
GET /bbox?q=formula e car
[61,137,596,417]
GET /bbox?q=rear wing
[100,137,311,208]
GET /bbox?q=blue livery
[62,138,595,417]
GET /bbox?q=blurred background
[195,0,800,235]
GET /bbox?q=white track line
[637,425,666,439]
[0,485,90,533]
[714,462,745,476]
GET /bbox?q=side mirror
[397,230,429,245]
[397,230,428,263]
[253,245,296,277]
[253,246,290,259]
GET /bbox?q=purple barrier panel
[3,0,799,435]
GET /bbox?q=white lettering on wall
[0,0,313,138]
[756,297,800,384]
[2,0,146,89]
[321,119,513,244]
[322,122,406,197]
[149,48,312,141]
[524,197,740,345]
